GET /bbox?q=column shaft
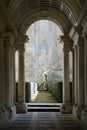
[84,32,87,108]
[16,45,27,113]
[0,36,5,107]
[75,46,78,105]
[63,49,70,103]
[4,37,12,106]
[81,32,87,125]
[72,45,79,117]
[13,49,16,104]
[0,35,9,127]
[72,49,75,104]
[18,48,25,103]
[75,36,84,119]
[10,46,16,106]
[77,37,84,107]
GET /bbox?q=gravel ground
[31,90,58,103]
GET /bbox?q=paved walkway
[30,90,58,103]
[4,112,87,130]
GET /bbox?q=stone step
[27,103,61,112]
[27,103,61,106]
[27,107,60,112]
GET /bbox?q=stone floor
[4,112,87,130]
[2,91,87,130]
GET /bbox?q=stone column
[4,36,12,107]
[76,27,84,118]
[77,37,84,107]
[10,45,16,116]
[16,34,28,113]
[4,36,15,118]
[75,46,78,106]
[73,45,78,116]
[0,33,9,128]
[81,31,87,124]
[13,48,16,104]
[72,48,75,104]
[61,36,73,113]
[84,32,87,109]
[0,34,5,108]
[16,45,27,113]
[18,47,25,102]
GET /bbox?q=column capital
[84,31,87,38]
[73,44,77,49]
[74,25,84,46]
[77,36,84,46]
[15,34,29,44]
[5,25,18,38]
[4,36,11,47]
[74,24,83,36]
[61,35,73,51]
[15,44,25,52]
[15,34,28,51]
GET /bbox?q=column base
[81,107,87,125]
[5,104,16,118]
[73,105,84,119]
[60,103,72,114]
[0,107,9,128]
[72,104,78,118]
[11,105,16,117]
[16,102,27,113]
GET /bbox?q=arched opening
[24,19,64,108]
[0,0,87,128]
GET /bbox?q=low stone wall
[16,82,38,103]
[30,82,38,101]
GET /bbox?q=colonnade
[0,30,28,124]
[0,25,87,125]
[60,26,87,122]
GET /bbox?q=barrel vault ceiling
[0,0,87,33]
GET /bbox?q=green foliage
[47,82,63,103]
[51,72,60,78]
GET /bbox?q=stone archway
[0,0,87,126]
[15,19,74,114]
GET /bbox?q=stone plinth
[0,107,9,128]
[16,102,27,113]
[81,107,87,125]
[5,104,16,118]
[60,103,72,114]
[73,105,84,118]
